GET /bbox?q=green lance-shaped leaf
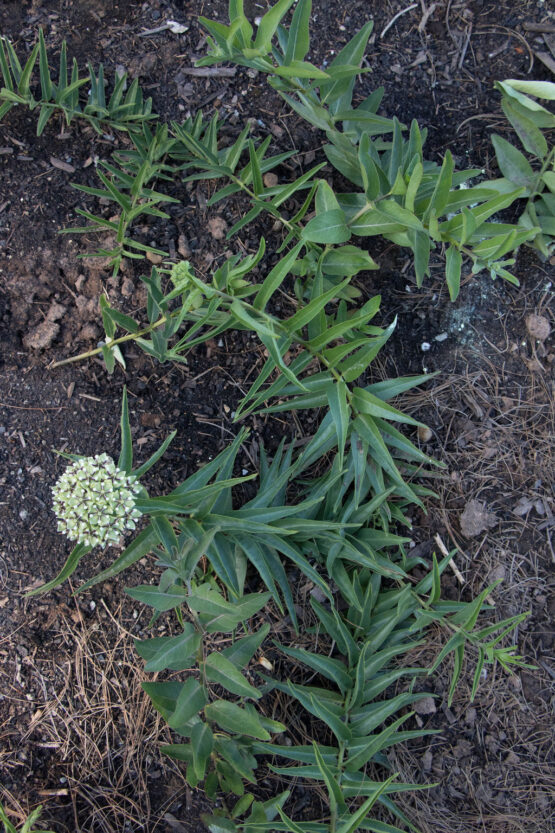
[78,523,160,592]
[38,29,52,101]
[279,645,352,694]
[502,79,555,100]
[358,133,381,200]
[191,722,214,781]
[222,623,270,669]
[167,678,208,730]
[423,150,454,221]
[320,20,374,113]
[302,208,351,244]
[491,134,535,188]
[17,41,39,97]
[411,229,431,287]
[118,386,133,474]
[313,743,346,816]
[205,700,272,740]
[204,651,262,699]
[253,241,304,311]
[351,387,423,426]
[335,775,396,833]
[445,245,462,302]
[344,712,413,772]
[322,244,379,276]
[502,98,548,157]
[327,379,350,469]
[126,584,189,612]
[187,584,271,633]
[284,0,312,63]
[254,0,296,50]
[134,624,201,672]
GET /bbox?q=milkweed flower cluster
[52,453,142,548]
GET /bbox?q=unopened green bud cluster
[170,260,195,290]
[52,453,142,548]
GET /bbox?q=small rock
[414,696,437,715]
[146,251,163,265]
[208,216,228,240]
[263,172,278,187]
[460,499,497,538]
[526,314,551,342]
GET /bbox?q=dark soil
[0,1,553,832]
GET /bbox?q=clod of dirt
[263,172,279,187]
[146,251,163,265]
[526,314,551,342]
[23,302,66,350]
[414,696,437,715]
[79,323,100,342]
[460,499,497,538]
[208,216,228,240]
[75,295,98,320]
[128,52,157,77]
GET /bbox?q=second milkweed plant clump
[4,2,542,832]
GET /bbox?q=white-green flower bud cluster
[52,453,142,549]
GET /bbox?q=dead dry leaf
[460,499,497,537]
[49,156,75,173]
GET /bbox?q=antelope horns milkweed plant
[14,2,535,831]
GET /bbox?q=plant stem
[49,314,169,368]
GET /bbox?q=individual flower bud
[52,454,142,549]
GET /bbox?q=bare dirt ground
[0,1,553,832]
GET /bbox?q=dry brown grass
[1,595,191,833]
